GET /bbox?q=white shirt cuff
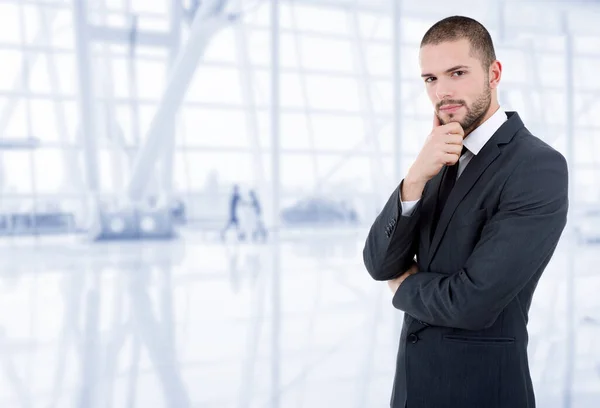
[400,199,420,216]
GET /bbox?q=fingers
[444,143,463,156]
[442,134,464,146]
[409,263,419,274]
[442,153,461,166]
[440,122,464,136]
[432,122,464,145]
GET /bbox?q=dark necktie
[431,145,468,235]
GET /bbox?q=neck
[482,100,501,124]
[464,101,500,137]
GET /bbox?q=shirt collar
[463,106,508,155]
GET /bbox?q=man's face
[419,39,492,134]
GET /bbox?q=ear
[488,60,502,89]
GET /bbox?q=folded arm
[363,182,424,281]
[392,149,569,330]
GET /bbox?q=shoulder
[498,128,568,207]
[508,127,568,174]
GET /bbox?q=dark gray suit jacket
[363,112,569,408]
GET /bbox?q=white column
[393,0,403,183]
[562,12,575,408]
[73,0,100,194]
[269,1,281,408]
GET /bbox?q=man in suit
[362,16,569,408]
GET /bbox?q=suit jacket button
[408,333,418,344]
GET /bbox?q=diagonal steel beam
[157,0,184,202]
[126,7,231,201]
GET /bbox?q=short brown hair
[420,16,496,70]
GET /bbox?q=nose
[436,88,453,101]
[435,79,454,101]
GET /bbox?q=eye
[425,76,436,83]
[452,70,466,77]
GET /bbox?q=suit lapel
[425,143,501,269]
[422,111,524,269]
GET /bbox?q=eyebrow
[421,65,470,78]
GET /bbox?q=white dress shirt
[401,107,508,216]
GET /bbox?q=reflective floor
[0,228,598,408]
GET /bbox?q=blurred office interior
[0,0,599,407]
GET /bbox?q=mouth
[439,104,463,114]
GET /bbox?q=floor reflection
[0,230,597,407]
